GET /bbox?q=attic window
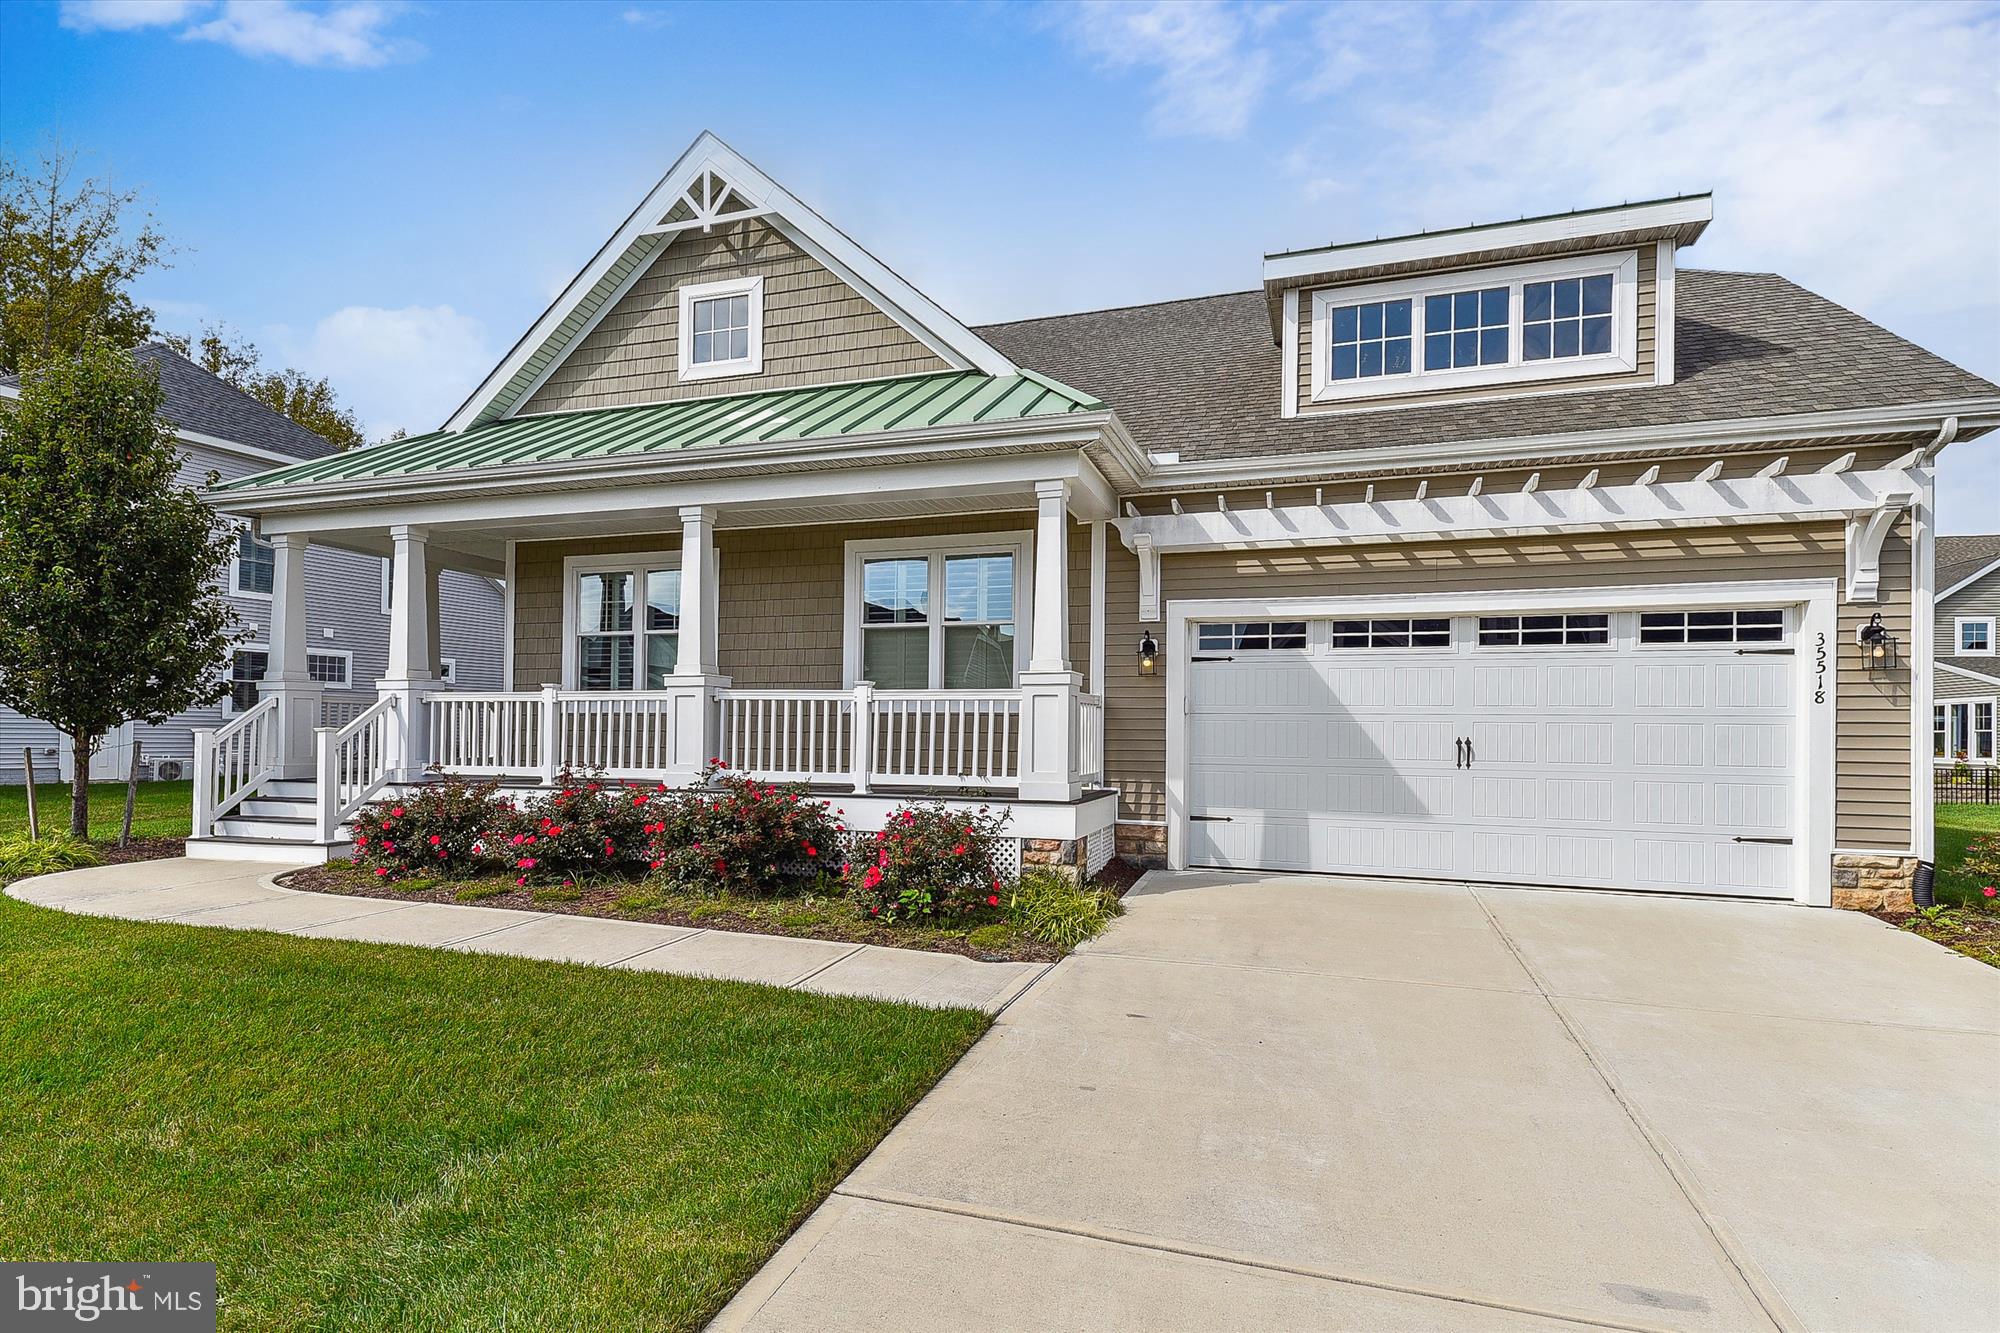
[678,275,763,381]
[1309,250,1638,403]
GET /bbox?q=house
[0,342,505,785]
[1934,533,2000,767]
[194,132,1999,911]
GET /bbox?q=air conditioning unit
[152,758,187,781]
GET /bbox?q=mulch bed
[1871,907,2000,968]
[98,837,186,865]
[276,860,1141,964]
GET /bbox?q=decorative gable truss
[446,132,1017,431]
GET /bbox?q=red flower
[869,905,880,916]
[1986,886,1998,898]
[986,894,1000,907]
[862,866,883,890]
[952,844,967,856]
[516,875,527,886]
[374,866,389,877]
[714,859,727,873]
[382,840,395,852]
[510,833,526,846]
[650,858,664,870]
[517,856,537,869]
[804,845,817,856]
[427,834,441,846]
[355,835,369,847]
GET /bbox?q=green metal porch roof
[215,370,1105,493]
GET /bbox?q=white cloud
[1053,1,1274,138]
[269,305,491,441]
[58,0,208,32]
[180,0,418,68]
[619,6,671,27]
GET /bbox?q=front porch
[190,450,1125,866]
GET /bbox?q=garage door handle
[1455,737,1465,768]
[1732,836,1792,844]
[1190,814,1233,823]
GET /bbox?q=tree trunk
[70,731,94,839]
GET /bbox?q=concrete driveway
[718,872,2000,1333]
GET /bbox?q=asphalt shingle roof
[1938,534,2000,596]
[976,270,1999,464]
[0,342,335,461]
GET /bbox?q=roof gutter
[1129,398,2000,491]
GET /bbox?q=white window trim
[677,274,764,382]
[1472,612,1616,650]
[842,532,1036,690]
[305,649,352,688]
[1953,615,1996,656]
[558,550,686,691]
[439,656,458,685]
[230,526,275,601]
[1309,250,1640,404]
[380,557,393,615]
[1936,697,1998,764]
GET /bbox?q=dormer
[1265,195,1711,417]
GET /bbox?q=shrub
[351,775,505,881]
[0,833,102,883]
[1963,833,2000,882]
[644,762,843,897]
[496,771,659,886]
[1009,868,1122,948]
[847,802,1010,922]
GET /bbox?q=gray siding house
[1934,534,2000,766]
[0,342,504,784]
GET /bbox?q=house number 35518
[1813,632,1827,704]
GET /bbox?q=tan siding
[1296,245,1656,415]
[1097,519,1913,852]
[521,216,948,414]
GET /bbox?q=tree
[164,324,367,450]
[0,142,168,372]
[0,340,237,836]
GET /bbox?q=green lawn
[0,893,986,1330]
[0,780,192,840]
[1935,802,2000,908]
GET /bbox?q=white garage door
[1186,607,1797,897]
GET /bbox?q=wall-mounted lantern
[1137,633,1160,677]
[1857,612,1899,672]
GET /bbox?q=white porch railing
[1077,692,1104,786]
[315,696,398,839]
[409,683,1095,795]
[192,695,282,833]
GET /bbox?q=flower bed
[321,766,1128,960]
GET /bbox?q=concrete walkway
[720,871,2000,1333]
[6,858,1047,1013]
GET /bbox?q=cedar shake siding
[1293,245,1658,415]
[520,216,949,414]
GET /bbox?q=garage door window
[1477,613,1609,647]
[1328,618,1450,649]
[1197,622,1307,651]
[1639,609,1784,645]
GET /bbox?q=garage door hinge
[1734,648,1794,655]
[1191,655,1235,662]
[1190,814,1233,822]
[1732,836,1793,844]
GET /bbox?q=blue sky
[3,0,1996,530]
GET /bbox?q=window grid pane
[1330,299,1412,381]
[862,558,928,625]
[230,650,268,711]
[861,625,928,689]
[943,554,1014,624]
[1327,618,1449,649]
[1639,609,1785,645]
[578,635,634,691]
[306,653,348,686]
[1196,622,1306,652]
[1424,287,1509,370]
[1523,274,1614,362]
[237,532,275,594]
[689,293,753,366]
[1477,613,1609,647]
[1962,621,1992,653]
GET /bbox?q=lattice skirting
[1085,826,1115,876]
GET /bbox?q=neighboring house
[0,342,504,785]
[197,133,1998,913]
[1934,533,2000,766]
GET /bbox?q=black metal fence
[1936,765,2000,804]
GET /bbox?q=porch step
[185,835,353,865]
[238,796,317,820]
[261,779,321,800]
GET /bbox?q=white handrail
[553,690,675,777]
[718,689,854,782]
[315,695,398,839]
[193,695,282,834]
[868,689,1022,789]
[427,691,542,775]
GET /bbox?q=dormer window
[677,275,764,381]
[1307,250,1638,403]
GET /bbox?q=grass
[1934,803,2000,908]
[0,892,987,1330]
[0,780,192,841]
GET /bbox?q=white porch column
[378,524,437,782]
[1019,479,1082,802]
[663,505,729,785]
[261,532,321,778]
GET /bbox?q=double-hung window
[1310,250,1638,401]
[229,648,268,712]
[1936,700,1997,763]
[568,557,681,690]
[848,536,1029,690]
[677,275,763,381]
[234,531,275,597]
